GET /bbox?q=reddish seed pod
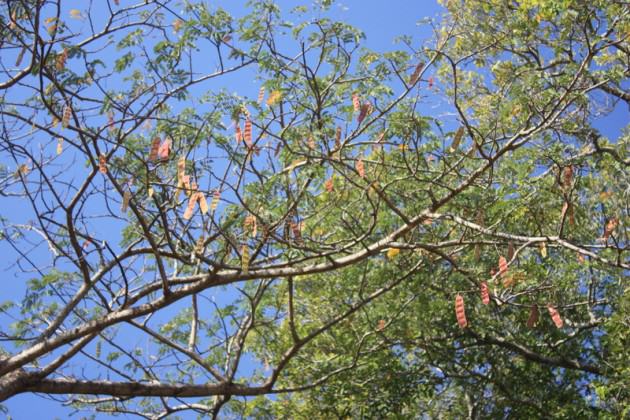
[547,305,563,328]
[480,282,490,305]
[455,294,467,328]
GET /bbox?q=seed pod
[539,242,547,258]
[121,190,131,212]
[62,104,72,128]
[257,86,265,104]
[198,192,208,214]
[244,118,252,146]
[358,101,371,124]
[602,217,618,241]
[324,178,334,192]
[455,294,468,328]
[561,201,575,226]
[526,305,539,328]
[149,137,161,161]
[356,158,365,178]
[56,48,68,71]
[107,111,116,133]
[241,245,250,273]
[377,319,386,331]
[480,282,490,305]
[194,236,205,256]
[15,47,26,67]
[290,221,303,244]
[562,165,573,188]
[235,125,243,143]
[498,256,508,278]
[173,19,183,33]
[352,93,361,112]
[56,137,63,155]
[98,154,107,174]
[183,193,198,220]
[177,156,186,183]
[157,137,171,160]
[547,305,563,328]
[409,62,424,84]
[449,127,464,152]
[210,189,220,211]
[244,215,257,238]
[335,126,341,148]
[507,242,515,260]
[307,135,315,150]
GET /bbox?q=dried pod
[498,256,508,278]
[257,86,265,104]
[455,294,468,328]
[449,127,464,152]
[409,62,424,84]
[601,217,618,241]
[507,242,515,260]
[562,165,573,188]
[324,178,334,193]
[480,282,490,305]
[241,245,250,273]
[149,137,161,161]
[121,190,131,212]
[357,101,371,124]
[198,192,208,215]
[98,154,107,174]
[56,48,68,71]
[526,305,539,328]
[547,305,563,328]
[244,118,252,146]
[62,104,72,128]
[56,137,63,155]
[356,158,365,178]
[210,189,220,211]
[158,137,171,160]
[183,193,198,220]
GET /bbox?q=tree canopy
[0,0,628,418]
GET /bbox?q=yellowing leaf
[266,90,282,106]
[69,9,82,19]
[387,247,400,259]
